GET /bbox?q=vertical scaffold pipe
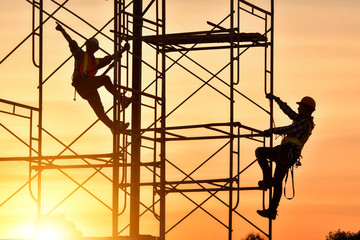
[32,0,44,217]
[269,0,275,239]
[160,1,166,239]
[131,0,142,237]
[228,1,235,240]
[113,0,120,238]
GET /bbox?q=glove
[55,22,64,32]
[112,51,123,60]
[263,129,272,137]
[266,93,278,100]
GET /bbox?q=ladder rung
[140,144,155,150]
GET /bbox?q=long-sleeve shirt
[272,98,314,146]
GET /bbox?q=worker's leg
[86,90,113,130]
[93,75,115,94]
[74,79,110,121]
[269,164,288,211]
[257,160,286,220]
[89,75,131,108]
[86,91,129,133]
[256,146,279,186]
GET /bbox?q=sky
[1,0,360,240]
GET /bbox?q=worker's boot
[122,96,132,109]
[257,208,277,220]
[258,180,272,191]
[258,170,272,190]
[112,121,129,134]
[114,95,132,109]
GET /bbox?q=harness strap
[284,166,295,200]
[82,52,89,74]
[284,136,304,148]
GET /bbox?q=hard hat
[86,38,99,48]
[297,96,316,110]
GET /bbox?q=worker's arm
[95,55,114,70]
[55,22,72,44]
[56,22,83,59]
[266,93,298,120]
[93,52,123,70]
[94,43,130,70]
[263,117,310,136]
[274,118,310,135]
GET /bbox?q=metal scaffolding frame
[0,0,274,239]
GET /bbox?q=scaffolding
[0,0,274,240]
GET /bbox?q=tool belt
[279,142,302,200]
[71,72,87,87]
[71,72,91,100]
[277,142,301,167]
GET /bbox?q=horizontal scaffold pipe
[165,178,237,185]
[141,122,259,132]
[118,85,161,101]
[134,122,265,142]
[119,178,237,188]
[31,161,160,171]
[165,186,261,193]
[0,153,115,162]
[163,42,269,53]
[159,134,264,142]
[239,0,272,15]
[0,98,39,111]
[144,121,262,132]
[123,29,231,40]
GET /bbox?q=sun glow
[32,225,62,240]
[31,215,83,240]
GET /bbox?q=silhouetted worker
[256,93,316,220]
[55,22,130,134]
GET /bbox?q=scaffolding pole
[130,0,143,237]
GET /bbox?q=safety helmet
[86,38,99,49]
[297,96,316,110]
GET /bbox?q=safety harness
[80,52,100,76]
[283,119,314,200]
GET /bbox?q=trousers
[73,75,117,130]
[256,143,300,211]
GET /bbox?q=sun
[32,224,63,240]
[31,215,82,240]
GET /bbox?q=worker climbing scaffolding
[256,94,316,220]
[55,22,131,134]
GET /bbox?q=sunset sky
[1,0,360,240]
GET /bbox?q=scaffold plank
[141,31,266,46]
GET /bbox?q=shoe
[112,121,129,134]
[122,96,132,109]
[257,209,277,220]
[258,180,272,191]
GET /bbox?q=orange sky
[1,0,360,240]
